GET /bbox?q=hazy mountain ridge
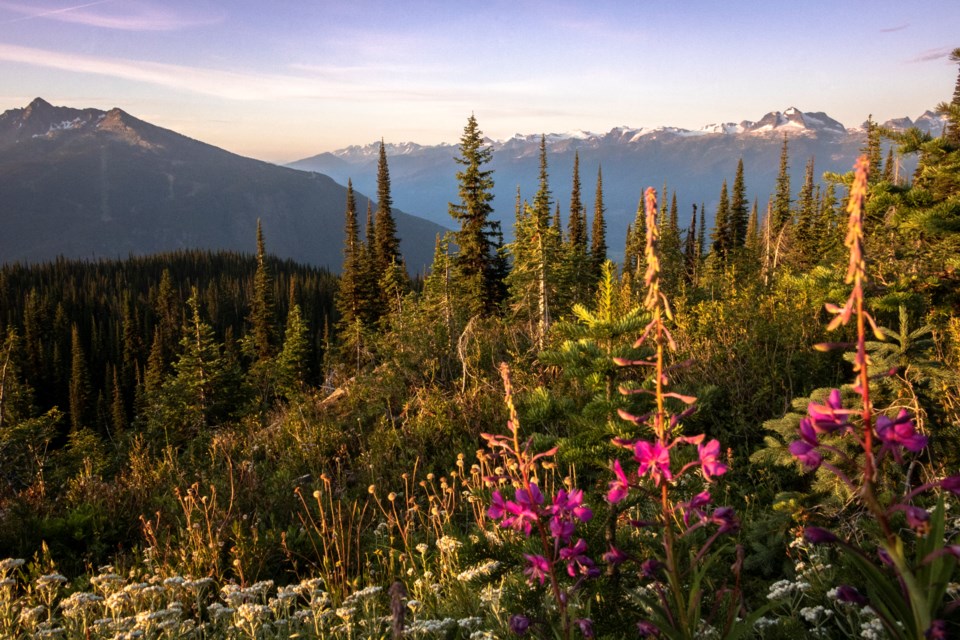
[289,108,946,257]
[0,99,445,271]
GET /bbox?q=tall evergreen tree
[697,202,706,260]
[373,140,401,275]
[68,323,89,432]
[729,158,748,248]
[711,180,731,258]
[533,134,552,230]
[794,157,817,262]
[568,151,586,252]
[336,179,363,328]
[941,47,960,146]
[590,165,607,278]
[862,115,883,185]
[882,146,895,183]
[448,114,500,317]
[246,219,276,362]
[683,204,699,284]
[772,135,792,232]
[745,198,761,255]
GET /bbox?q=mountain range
[289,108,947,258]
[0,98,445,271]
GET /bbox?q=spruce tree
[882,146,895,183]
[683,205,698,284]
[448,114,500,317]
[794,157,817,263]
[863,115,883,185]
[277,284,311,395]
[711,180,731,258]
[567,151,586,252]
[247,219,276,361]
[373,140,402,275]
[729,158,748,248]
[533,134,552,230]
[772,135,792,231]
[68,324,89,432]
[336,180,364,328]
[590,165,607,278]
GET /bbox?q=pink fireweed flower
[523,554,550,585]
[788,440,822,470]
[697,439,728,480]
[710,506,740,534]
[678,490,711,527]
[876,409,927,460]
[559,539,599,579]
[798,417,819,446]
[488,490,507,520]
[603,545,629,566]
[634,440,672,485]
[807,389,852,434]
[502,499,539,536]
[940,476,960,496]
[550,488,592,522]
[607,459,631,504]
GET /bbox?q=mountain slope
[0,99,445,272]
[289,108,946,258]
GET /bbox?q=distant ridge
[289,107,946,257]
[0,99,446,271]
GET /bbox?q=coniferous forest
[1,55,960,640]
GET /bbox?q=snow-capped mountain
[288,107,938,259]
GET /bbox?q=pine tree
[68,324,90,432]
[772,135,792,232]
[277,284,311,395]
[863,115,883,184]
[336,179,364,329]
[792,157,817,266]
[729,158,748,248]
[660,191,683,292]
[942,48,960,146]
[623,200,645,276]
[448,114,501,317]
[698,202,706,260]
[882,146,895,183]
[567,151,586,252]
[564,151,590,305]
[683,205,698,284]
[247,219,276,361]
[373,140,402,275]
[590,165,607,279]
[745,198,761,255]
[711,180,731,258]
[533,134,552,230]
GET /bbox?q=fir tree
[941,47,960,146]
[568,151,586,252]
[863,115,883,184]
[745,198,761,255]
[448,114,501,317]
[882,146,895,183]
[729,158,748,248]
[683,204,698,284]
[698,202,706,260]
[373,140,402,275]
[277,284,311,395]
[711,180,731,258]
[246,219,276,362]
[772,135,792,232]
[336,179,364,329]
[533,134,552,230]
[794,157,817,264]
[590,165,607,278]
[68,324,89,432]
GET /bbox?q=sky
[0,0,958,163]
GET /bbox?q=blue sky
[1,0,957,162]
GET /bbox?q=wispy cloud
[879,23,909,33]
[0,44,332,100]
[0,0,222,30]
[0,43,534,108]
[907,46,956,63]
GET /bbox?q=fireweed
[482,362,598,640]
[606,187,773,639]
[789,156,959,639]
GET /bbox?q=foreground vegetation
[1,54,960,639]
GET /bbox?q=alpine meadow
[2,29,960,640]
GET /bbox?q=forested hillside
[0,53,958,640]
